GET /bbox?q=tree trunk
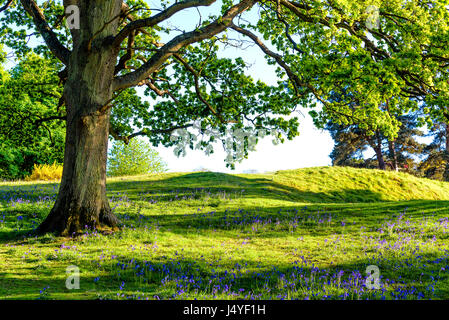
[37,106,119,236]
[388,140,398,171]
[384,99,397,171]
[446,123,449,152]
[374,146,386,170]
[368,131,386,170]
[38,0,122,235]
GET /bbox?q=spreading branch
[34,115,67,127]
[112,0,256,91]
[109,124,193,144]
[172,53,224,121]
[230,23,302,96]
[20,0,71,65]
[112,0,217,48]
[114,30,136,74]
[0,0,13,13]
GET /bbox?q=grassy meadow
[1,166,449,300]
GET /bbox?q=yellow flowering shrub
[25,162,63,181]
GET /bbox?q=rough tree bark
[37,1,122,235]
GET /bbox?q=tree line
[326,113,449,181]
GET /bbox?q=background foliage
[0,51,65,180]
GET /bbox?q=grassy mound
[101,166,449,203]
[270,166,449,202]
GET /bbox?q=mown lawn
[1,166,449,300]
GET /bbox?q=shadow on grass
[0,172,431,205]
[112,199,449,238]
[105,172,388,203]
[1,250,447,300]
[0,229,37,243]
[1,172,448,242]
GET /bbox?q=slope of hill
[269,166,449,202]
[105,166,449,203]
[3,166,449,204]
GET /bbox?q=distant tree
[243,169,259,174]
[326,113,425,172]
[107,138,167,177]
[326,122,370,167]
[318,90,417,171]
[192,167,211,172]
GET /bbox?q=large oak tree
[1,0,449,235]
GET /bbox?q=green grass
[1,166,449,300]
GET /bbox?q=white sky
[156,110,333,173]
